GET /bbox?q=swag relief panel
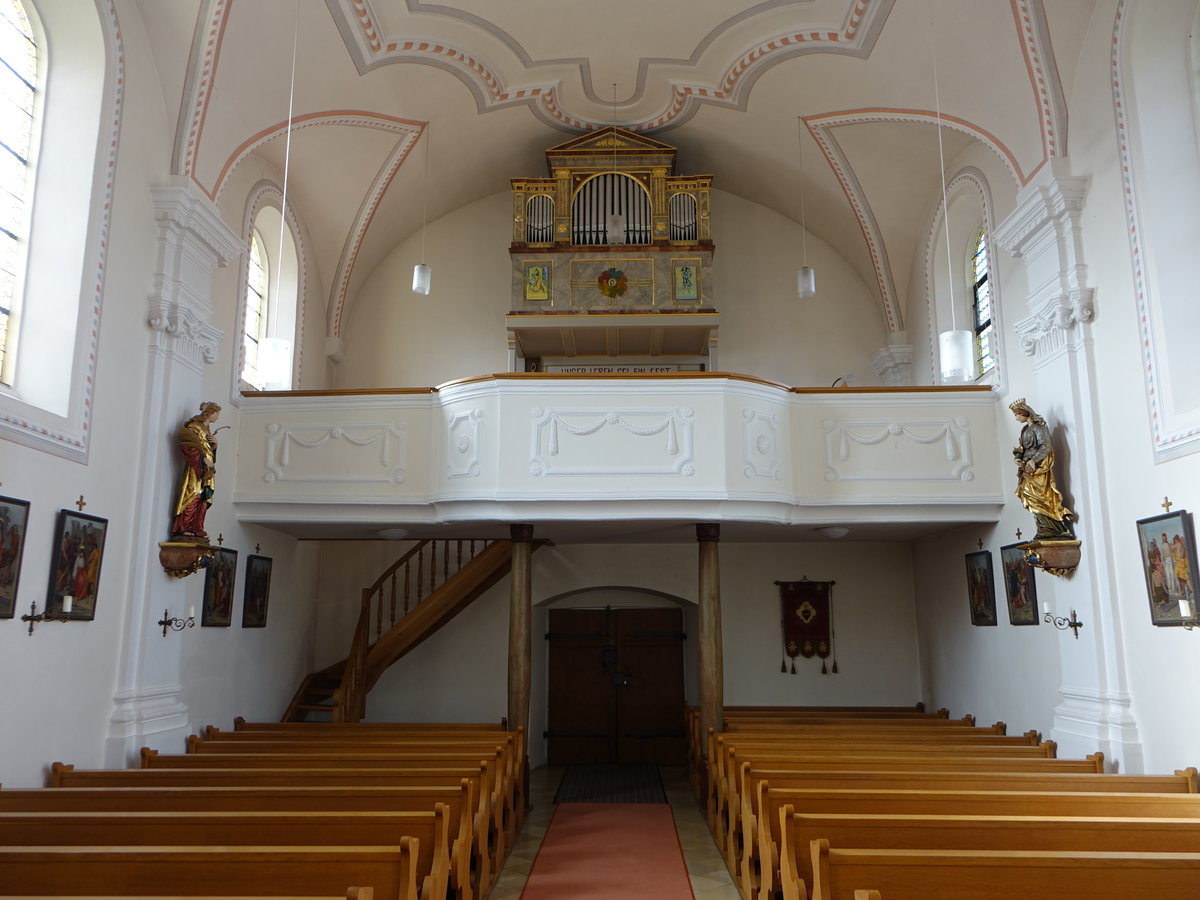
[821,416,975,483]
[262,421,407,484]
[529,406,696,477]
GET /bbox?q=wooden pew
[710,744,1096,857]
[140,748,515,858]
[49,764,499,894]
[0,893,373,900]
[789,839,1200,900]
[217,723,527,809]
[751,784,1200,900]
[233,717,507,732]
[684,704,946,799]
[0,809,449,900]
[782,809,1200,894]
[713,751,1103,893]
[183,734,524,820]
[0,843,419,900]
[0,783,480,900]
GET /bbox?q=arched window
[0,0,40,385]
[970,225,996,375]
[239,205,298,391]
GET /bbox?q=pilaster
[994,159,1141,771]
[106,177,242,766]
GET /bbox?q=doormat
[553,764,666,804]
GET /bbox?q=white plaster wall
[335,189,886,389]
[0,4,324,786]
[1070,0,1200,773]
[911,0,1200,773]
[315,540,922,768]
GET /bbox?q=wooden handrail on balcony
[331,539,495,722]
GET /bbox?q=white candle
[1180,598,1193,619]
[187,605,195,620]
[62,595,73,613]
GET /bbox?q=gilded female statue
[170,402,221,540]
[1010,399,1074,540]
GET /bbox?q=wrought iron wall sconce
[1044,608,1084,638]
[157,606,196,637]
[20,598,74,635]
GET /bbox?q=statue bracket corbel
[1019,538,1082,578]
[158,540,215,579]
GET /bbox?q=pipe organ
[507,128,718,371]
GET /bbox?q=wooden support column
[696,523,724,746]
[507,524,535,738]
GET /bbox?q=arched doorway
[543,589,689,765]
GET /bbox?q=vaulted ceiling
[142,0,1096,341]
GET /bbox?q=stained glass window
[971,225,996,375]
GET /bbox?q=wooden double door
[546,607,686,765]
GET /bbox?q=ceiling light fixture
[930,2,972,383]
[796,117,816,298]
[412,123,432,295]
[815,525,850,540]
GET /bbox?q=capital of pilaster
[993,161,1088,259]
[147,298,223,368]
[871,343,913,386]
[150,177,244,268]
[1013,289,1095,361]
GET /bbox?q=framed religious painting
[1000,542,1039,625]
[1136,510,1198,626]
[241,554,272,628]
[964,550,997,626]
[46,509,107,621]
[524,261,551,301]
[672,259,700,302]
[202,546,237,627]
[0,496,31,619]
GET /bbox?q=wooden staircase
[283,538,525,722]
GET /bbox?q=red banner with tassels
[777,579,837,674]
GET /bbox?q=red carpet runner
[520,802,696,899]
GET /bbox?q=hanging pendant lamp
[929,2,972,382]
[412,123,432,295]
[797,117,816,298]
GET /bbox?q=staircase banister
[365,539,433,595]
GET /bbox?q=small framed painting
[1136,510,1198,626]
[1000,542,1039,625]
[965,550,997,626]
[524,261,551,301]
[242,554,272,628]
[0,496,31,618]
[202,546,237,627]
[46,509,108,621]
[673,259,700,301]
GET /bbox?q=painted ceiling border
[327,122,425,341]
[809,108,1024,336]
[330,0,894,133]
